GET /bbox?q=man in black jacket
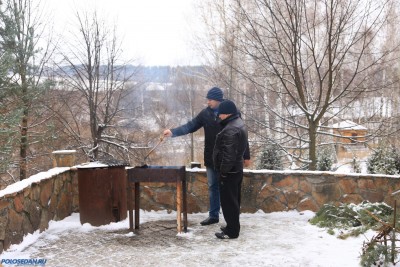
[163,87,225,225]
[213,100,248,239]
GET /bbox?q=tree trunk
[19,84,28,180]
[308,121,317,171]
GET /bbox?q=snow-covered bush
[309,201,393,238]
[316,145,336,171]
[310,201,398,266]
[367,143,400,175]
[351,156,361,173]
[257,143,283,170]
[393,148,400,173]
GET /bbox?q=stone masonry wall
[2,165,400,255]
[0,169,79,254]
[137,170,400,214]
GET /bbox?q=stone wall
[0,168,78,254]
[136,169,400,214]
[2,164,400,255]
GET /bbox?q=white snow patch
[0,167,70,198]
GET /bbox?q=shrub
[351,156,361,173]
[367,143,400,175]
[309,201,393,237]
[257,143,283,170]
[310,201,398,266]
[316,145,336,171]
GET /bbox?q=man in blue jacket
[163,87,225,225]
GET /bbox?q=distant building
[331,120,369,160]
[331,120,367,144]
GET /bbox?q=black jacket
[171,107,221,168]
[213,114,248,174]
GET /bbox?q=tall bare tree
[169,67,208,163]
[55,9,138,162]
[198,0,399,170]
[195,0,244,101]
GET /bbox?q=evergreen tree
[316,145,335,171]
[351,156,361,173]
[0,0,50,180]
[393,147,400,173]
[258,144,283,170]
[0,3,19,177]
[367,143,399,175]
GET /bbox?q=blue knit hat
[218,99,237,115]
[206,87,223,102]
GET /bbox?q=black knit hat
[218,99,237,115]
[206,87,223,102]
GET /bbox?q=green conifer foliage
[316,145,335,171]
[258,144,283,170]
[367,143,400,175]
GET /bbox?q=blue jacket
[171,107,251,168]
[171,107,221,168]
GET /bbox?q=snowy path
[1,210,371,267]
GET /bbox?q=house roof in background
[331,120,367,130]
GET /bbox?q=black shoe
[200,217,219,226]
[215,231,235,239]
[220,226,226,233]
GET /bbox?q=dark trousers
[219,171,243,238]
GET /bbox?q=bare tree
[198,0,400,170]
[55,10,138,162]
[169,67,208,163]
[195,0,244,101]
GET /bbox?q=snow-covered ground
[0,156,391,266]
[0,210,383,267]
[334,160,368,174]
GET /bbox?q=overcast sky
[45,0,200,66]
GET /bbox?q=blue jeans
[206,167,220,219]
